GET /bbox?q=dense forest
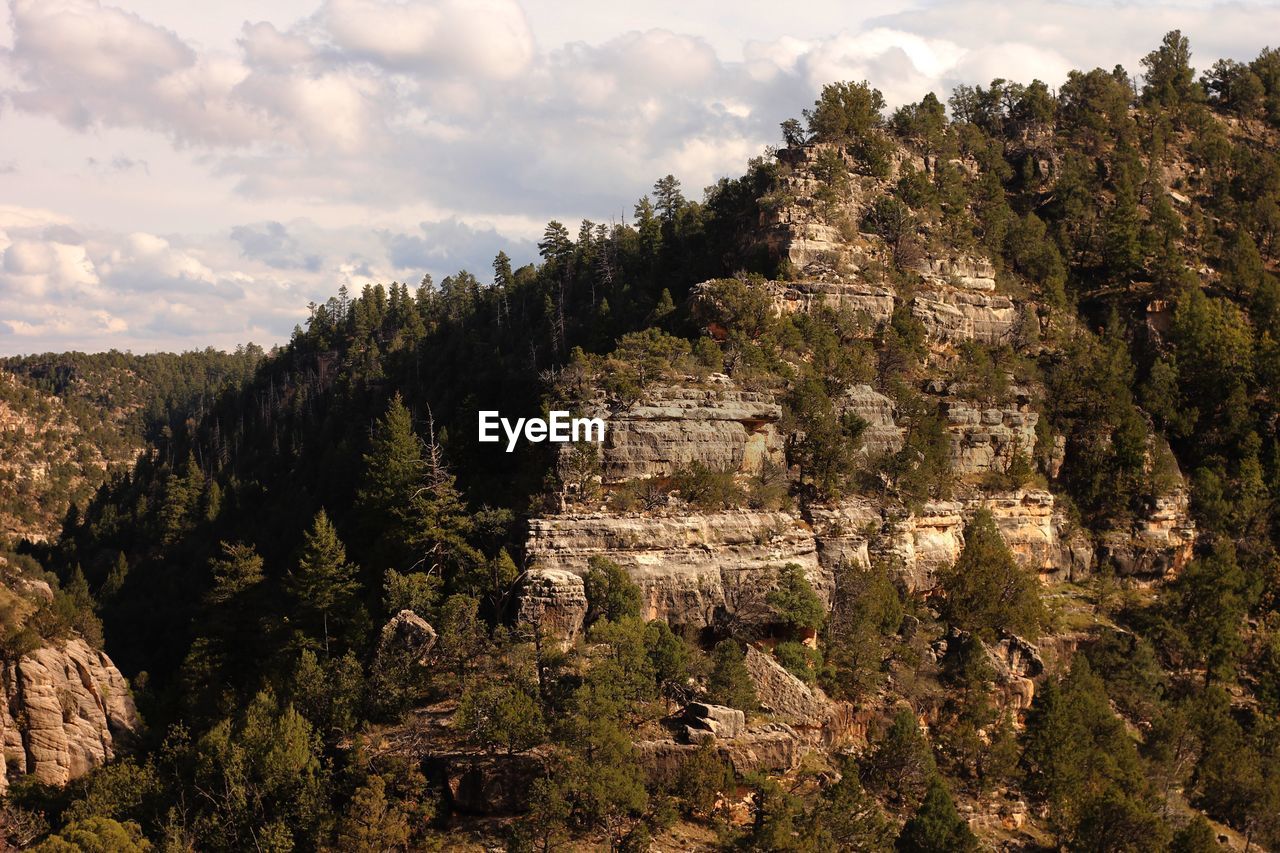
[3,29,1280,852]
[0,350,262,543]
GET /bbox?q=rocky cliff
[0,638,141,792]
[526,510,823,633]
[0,555,140,792]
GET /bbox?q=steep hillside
[0,349,263,544]
[11,30,1280,853]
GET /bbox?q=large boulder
[376,610,437,666]
[743,645,830,726]
[682,702,746,742]
[0,638,141,791]
[513,568,587,642]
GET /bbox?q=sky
[1,0,1278,354]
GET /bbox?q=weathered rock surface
[764,280,896,325]
[376,609,438,666]
[682,702,746,742]
[513,569,588,641]
[743,645,830,726]
[0,638,141,792]
[576,378,784,483]
[635,723,803,785]
[526,510,825,632]
[940,397,1038,476]
[1099,488,1196,577]
[840,385,904,456]
[912,287,1020,345]
[810,490,1087,591]
[915,255,998,292]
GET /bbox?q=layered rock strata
[526,510,825,632]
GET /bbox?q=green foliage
[803,760,895,852]
[34,816,151,852]
[805,81,886,143]
[766,563,826,635]
[863,709,937,810]
[707,640,758,711]
[190,689,329,852]
[784,377,864,500]
[894,777,978,853]
[674,740,734,820]
[1021,659,1152,843]
[287,509,364,654]
[456,677,546,754]
[335,775,412,853]
[583,556,643,625]
[936,509,1045,641]
[672,462,743,509]
[823,559,904,700]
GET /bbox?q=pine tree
[336,775,411,853]
[805,759,895,851]
[936,509,1045,641]
[288,509,362,656]
[707,640,757,711]
[894,777,978,852]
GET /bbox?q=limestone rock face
[764,280,896,325]
[840,385,904,456]
[1099,488,1196,577]
[914,255,998,292]
[635,724,802,785]
[0,638,140,792]
[912,287,1020,345]
[513,569,587,641]
[526,510,824,632]
[940,398,1039,476]
[743,645,830,727]
[583,379,784,483]
[812,490,1084,592]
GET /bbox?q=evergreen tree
[894,777,978,853]
[287,509,363,655]
[936,509,1045,641]
[707,640,758,711]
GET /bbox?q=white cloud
[318,0,535,79]
[2,0,1277,353]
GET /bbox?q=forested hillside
[0,350,262,544]
[5,30,1280,852]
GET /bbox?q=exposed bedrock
[566,378,785,484]
[0,638,141,792]
[911,286,1021,345]
[526,510,825,633]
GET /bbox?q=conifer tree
[894,777,978,853]
[936,509,1045,641]
[288,509,362,656]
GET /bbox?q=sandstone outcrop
[635,724,803,786]
[526,510,824,632]
[940,396,1039,476]
[570,378,784,483]
[682,702,746,742]
[513,568,587,641]
[0,638,141,792]
[1098,488,1196,577]
[764,280,896,325]
[912,286,1020,345]
[810,490,1088,591]
[839,385,904,456]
